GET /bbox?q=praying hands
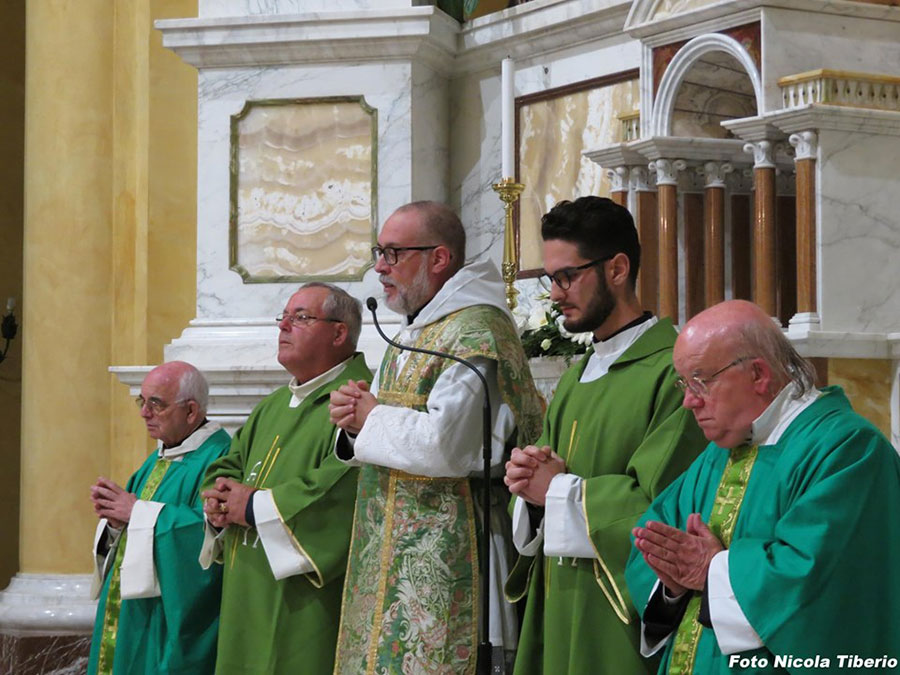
[202,477,256,528]
[329,379,376,436]
[503,444,567,506]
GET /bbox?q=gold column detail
[790,132,817,314]
[492,178,525,311]
[744,141,777,317]
[651,159,685,323]
[700,162,732,307]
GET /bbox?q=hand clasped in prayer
[503,444,567,506]
[328,379,376,436]
[201,477,255,528]
[90,477,137,529]
[632,513,724,595]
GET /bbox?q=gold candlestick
[492,177,525,311]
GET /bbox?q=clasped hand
[632,513,724,595]
[90,477,137,529]
[202,478,255,528]
[329,379,376,436]
[503,444,566,506]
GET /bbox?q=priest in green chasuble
[329,201,544,674]
[200,283,371,674]
[87,361,231,675]
[504,196,706,675]
[626,299,900,674]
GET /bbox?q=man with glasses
[200,283,371,674]
[87,361,230,675]
[329,201,544,674]
[504,196,705,675]
[626,299,900,674]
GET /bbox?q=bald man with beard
[627,300,900,674]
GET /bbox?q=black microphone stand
[367,298,498,675]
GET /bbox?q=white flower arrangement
[514,293,592,359]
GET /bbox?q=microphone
[366,297,498,675]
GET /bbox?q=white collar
[157,421,224,461]
[590,315,657,360]
[287,356,353,408]
[750,383,821,446]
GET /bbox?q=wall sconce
[0,297,18,365]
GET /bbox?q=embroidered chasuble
[87,427,231,675]
[204,352,371,675]
[626,387,900,674]
[334,305,543,675]
[509,319,706,675]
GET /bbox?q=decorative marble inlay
[779,70,900,113]
[518,77,639,271]
[230,97,377,282]
[0,634,90,675]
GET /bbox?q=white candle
[5,297,13,313]
[501,57,515,179]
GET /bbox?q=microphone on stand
[366,297,498,675]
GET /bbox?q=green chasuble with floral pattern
[87,427,231,675]
[334,304,543,675]
[626,387,900,674]
[203,352,372,675]
[509,319,706,675]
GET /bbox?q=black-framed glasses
[541,255,613,290]
[674,356,754,397]
[371,245,438,266]
[276,312,342,328]
[135,395,189,415]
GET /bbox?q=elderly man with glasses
[200,282,371,674]
[87,360,231,675]
[503,196,706,675]
[626,299,900,674]
[328,201,544,674]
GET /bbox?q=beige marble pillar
[651,159,685,323]
[744,141,778,317]
[700,162,732,307]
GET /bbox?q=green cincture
[667,444,758,675]
[94,458,171,675]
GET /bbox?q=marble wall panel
[817,129,900,334]
[196,61,430,321]
[231,98,375,281]
[761,7,900,113]
[829,358,892,437]
[649,0,719,21]
[200,0,419,18]
[517,78,640,271]
[0,634,90,675]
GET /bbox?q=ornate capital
[743,140,776,169]
[649,158,686,186]
[698,161,733,188]
[630,166,653,192]
[788,131,818,161]
[606,166,629,192]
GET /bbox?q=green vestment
[625,387,900,674]
[509,319,706,675]
[334,305,543,675]
[87,426,231,675]
[204,352,371,675]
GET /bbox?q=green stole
[668,444,758,675]
[95,458,171,675]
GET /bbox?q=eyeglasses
[371,245,437,266]
[541,255,613,290]
[674,356,754,397]
[135,395,189,415]
[276,312,342,328]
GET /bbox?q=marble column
[788,131,820,332]
[699,162,732,307]
[744,141,777,317]
[0,1,114,669]
[607,166,629,207]
[650,158,685,323]
[631,166,658,314]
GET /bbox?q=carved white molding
[789,131,819,161]
[743,140,776,169]
[606,166,629,192]
[780,70,900,114]
[651,33,762,137]
[698,161,733,189]
[649,158,686,186]
[630,165,653,192]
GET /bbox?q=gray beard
[381,263,432,315]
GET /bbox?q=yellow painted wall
[829,358,893,438]
[0,2,25,590]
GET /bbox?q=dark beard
[563,276,615,333]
